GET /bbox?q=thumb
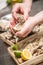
[15,31,24,37]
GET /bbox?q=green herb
[12,44,18,50]
[14,50,21,58]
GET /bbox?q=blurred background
[0,0,22,17]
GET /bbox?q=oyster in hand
[13,14,25,32]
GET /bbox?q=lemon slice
[21,49,32,60]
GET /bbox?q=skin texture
[10,11,43,37]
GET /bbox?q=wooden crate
[0,32,14,46]
[0,31,35,46]
[8,33,43,65]
[0,26,38,46]
[0,23,43,46]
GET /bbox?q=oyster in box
[0,23,43,46]
[1,14,12,21]
[0,29,35,46]
[0,19,10,31]
[33,24,43,33]
[0,14,43,46]
[0,14,12,31]
[0,30,27,45]
[8,33,43,65]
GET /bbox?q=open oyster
[13,14,25,32]
[0,19,10,31]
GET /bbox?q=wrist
[27,17,36,28]
[33,11,43,25]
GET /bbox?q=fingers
[20,6,24,14]
[15,28,31,38]
[10,24,15,35]
[10,18,16,26]
[10,18,16,34]
[15,18,34,37]
[14,26,29,38]
[15,21,30,37]
[23,7,31,21]
[24,11,29,21]
[12,4,20,20]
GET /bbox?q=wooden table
[0,0,43,65]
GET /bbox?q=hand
[10,11,43,37]
[15,17,35,37]
[10,17,35,37]
[12,3,31,21]
[14,11,43,37]
[10,2,32,34]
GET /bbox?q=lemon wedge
[21,49,32,60]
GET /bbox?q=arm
[33,11,43,26]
